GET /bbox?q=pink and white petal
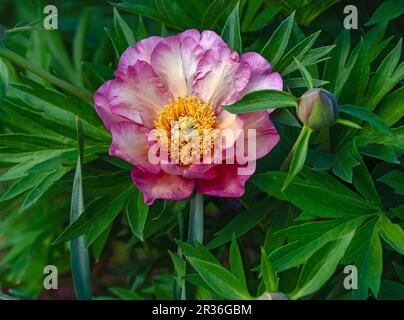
[131,167,195,205]
[196,163,255,197]
[199,30,226,50]
[151,37,188,97]
[109,122,160,174]
[239,111,280,161]
[161,163,217,180]
[241,52,283,94]
[192,46,250,107]
[94,80,127,130]
[181,37,205,93]
[117,36,163,75]
[110,61,171,128]
[178,29,201,41]
[216,110,244,151]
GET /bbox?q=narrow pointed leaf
[70,117,92,300]
[221,1,242,53]
[223,90,298,113]
[260,247,278,292]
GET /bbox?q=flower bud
[258,292,289,300]
[297,88,339,130]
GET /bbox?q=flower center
[154,96,217,165]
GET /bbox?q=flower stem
[188,192,204,244]
[0,46,92,103]
[182,193,203,300]
[173,211,186,300]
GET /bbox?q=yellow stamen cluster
[154,96,217,165]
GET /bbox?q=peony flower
[94,29,282,204]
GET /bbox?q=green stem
[173,211,186,300]
[183,193,204,300]
[188,192,204,244]
[0,46,92,103]
[280,125,309,171]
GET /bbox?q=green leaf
[221,1,242,53]
[246,6,280,32]
[203,0,237,29]
[351,140,382,207]
[168,250,186,277]
[335,118,362,130]
[229,235,247,291]
[207,197,279,249]
[363,23,389,62]
[284,77,329,89]
[378,215,404,255]
[177,240,220,266]
[359,145,399,164]
[343,218,382,299]
[271,215,369,272]
[278,31,321,75]
[126,189,149,241]
[373,86,404,127]
[379,281,404,300]
[137,15,148,40]
[240,0,263,32]
[73,8,90,85]
[296,0,340,26]
[53,188,131,244]
[283,126,313,191]
[70,117,92,300]
[223,90,297,113]
[7,81,108,142]
[113,8,136,46]
[260,247,278,292]
[365,39,402,110]
[328,149,360,183]
[114,0,173,27]
[300,45,335,70]
[187,257,252,300]
[82,62,114,84]
[109,287,142,300]
[0,171,49,204]
[393,262,404,283]
[291,234,353,300]
[104,27,126,58]
[293,56,313,89]
[366,0,404,25]
[0,133,67,150]
[253,169,379,219]
[155,0,199,29]
[323,29,350,92]
[260,12,295,67]
[0,57,9,99]
[19,168,66,212]
[339,105,396,139]
[392,205,404,220]
[85,189,132,247]
[44,31,76,82]
[378,171,404,196]
[92,224,112,262]
[339,40,370,105]
[0,150,72,181]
